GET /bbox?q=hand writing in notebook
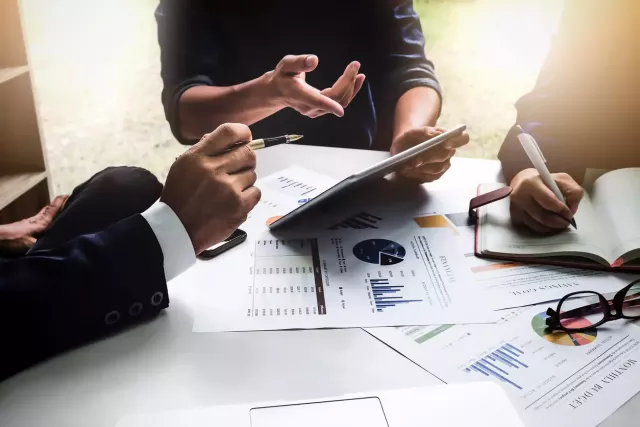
[509,168,584,234]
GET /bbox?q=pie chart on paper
[531,312,597,346]
[353,239,406,265]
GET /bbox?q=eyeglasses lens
[558,293,606,329]
[622,283,640,318]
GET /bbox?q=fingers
[229,168,258,192]
[444,132,470,150]
[41,195,68,220]
[278,54,319,74]
[555,173,584,214]
[400,159,451,183]
[192,123,252,156]
[242,186,262,211]
[391,127,461,183]
[510,170,580,233]
[409,146,456,169]
[520,210,555,234]
[519,195,571,229]
[390,127,441,155]
[404,153,454,177]
[351,74,366,103]
[330,62,361,106]
[319,63,365,109]
[50,194,68,209]
[219,144,257,174]
[530,185,574,221]
[29,194,68,232]
[294,83,344,117]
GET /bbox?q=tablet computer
[268,124,466,230]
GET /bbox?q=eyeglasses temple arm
[555,301,603,319]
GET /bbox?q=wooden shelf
[0,171,48,211]
[0,0,50,223]
[0,65,28,85]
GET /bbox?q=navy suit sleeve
[156,0,218,144]
[379,0,442,106]
[0,215,169,381]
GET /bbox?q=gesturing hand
[267,54,365,119]
[320,61,366,112]
[509,168,583,234]
[391,126,470,183]
[161,123,261,254]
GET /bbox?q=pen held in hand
[552,211,578,230]
[248,134,303,150]
[222,134,303,154]
[516,125,577,230]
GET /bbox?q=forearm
[0,216,168,380]
[392,86,441,140]
[178,73,284,141]
[499,123,586,184]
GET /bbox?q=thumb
[391,127,441,155]
[191,123,252,156]
[278,54,319,74]
[37,195,68,223]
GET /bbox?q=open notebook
[475,168,640,271]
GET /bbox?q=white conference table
[0,145,637,426]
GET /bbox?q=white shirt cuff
[141,201,196,282]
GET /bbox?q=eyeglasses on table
[545,278,640,332]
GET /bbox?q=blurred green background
[22,0,564,193]
[415,0,563,158]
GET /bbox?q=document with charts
[192,227,499,332]
[191,165,629,331]
[367,302,640,427]
[452,224,629,309]
[322,184,628,309]
[243,165,338,232]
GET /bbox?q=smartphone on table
[198,229,247,259]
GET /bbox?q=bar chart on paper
[369,278,423,312]
[249,239,327,318]
[262,166,337,199]
[329,212,383,230]
[465,343,528,390]
[194,228,502,333]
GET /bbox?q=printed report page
[367,302,640,427]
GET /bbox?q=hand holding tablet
[268,124,467,230]
[391,126,470,182]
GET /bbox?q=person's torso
[205,1,390,150]
[517,0,640,171]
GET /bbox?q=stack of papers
[188,166,640,427]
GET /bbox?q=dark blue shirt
[156,0,441,149]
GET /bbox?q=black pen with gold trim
[248,134,303,150]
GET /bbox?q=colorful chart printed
[412,215,459,235]
[353,239,406,265]
[265,216,282,226]
[470,262,522,274]
[531,312,597,346]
